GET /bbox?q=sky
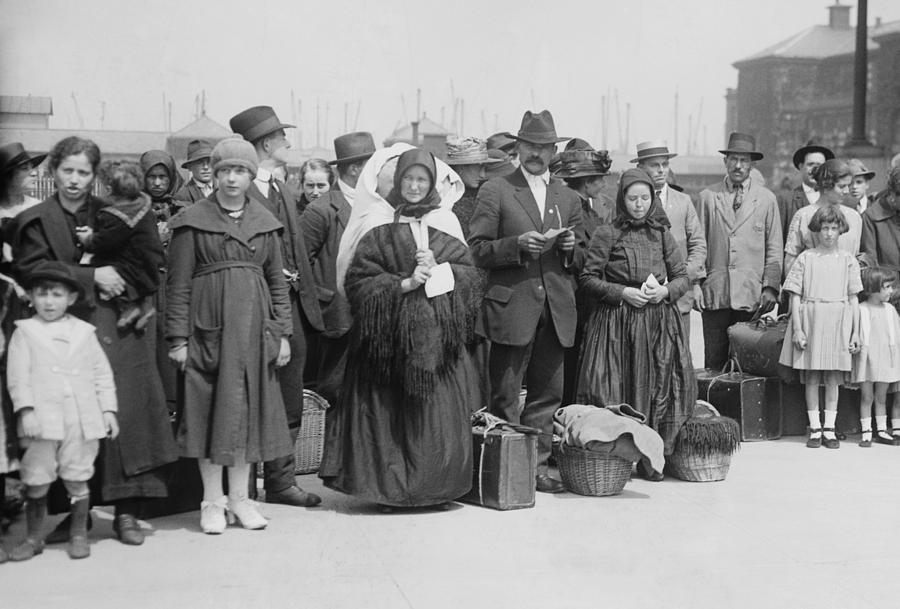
[3,0,900,156]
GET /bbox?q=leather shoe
[113,514,145,546]
[265,485,321,507]
[45,512,93,545]
[535,475,565,494]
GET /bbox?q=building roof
[169,114,232,140]
[0,95,53,115]
[385,116,451,142]
[734,20,899,66]
[0,127,169,156]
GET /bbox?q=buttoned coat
[469,169,585,347]
[697,179,783,311]
[299,189,352,338]
[860,194,900,273]
[174,180,213,205]
[662,187,706,314]
[247,180,324,333]
[7,317,117,442]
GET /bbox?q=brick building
[727,3,900,184]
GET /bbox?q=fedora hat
[445,137,503,166]
[719,132,764,161]
[791,139,834,169]
[513,110,569,145]
[229,106,295,144]
[552,149,612,180]
[0,142,46,174]
[631,140,678,164]
[848,158,875,181]
[180,139,214,168]
[329,132,376,165]
[486,132,517,153]
[23,260,84,299]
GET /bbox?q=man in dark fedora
[298,131,375,406]
[696,132,782,370]
[777,140,834,242]
[469,110,584,494]
[174,139,215,204]
[633,140,706,342]
[230,105,325,507]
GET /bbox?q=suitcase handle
[721,357,744,375]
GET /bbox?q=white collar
[521,166,549,185]
[255,167,272,183]
[337,178,356,203]
[802,182,817,195]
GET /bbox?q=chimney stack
[828,1,851,30]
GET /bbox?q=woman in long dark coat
[13,136,179,544]
[320,145,478,510]
[166,137,293,534]
[575,168,695,478]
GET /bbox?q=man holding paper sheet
[469,110,585,494]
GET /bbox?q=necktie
[733,185,743,212]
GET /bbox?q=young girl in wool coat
[779,205,862,449]
[851,265,900,446]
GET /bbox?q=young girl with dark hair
[780,205,862,449]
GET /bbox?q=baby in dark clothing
[76,160,165,330]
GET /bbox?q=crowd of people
[2,104,900,564]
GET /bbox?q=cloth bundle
[553,404,665,475]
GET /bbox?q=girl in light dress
[779,205,862,449]
[852,265,900,447]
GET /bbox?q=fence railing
[30,177,104,201]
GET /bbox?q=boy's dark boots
[67,495,91,559]
[9,495,47,561]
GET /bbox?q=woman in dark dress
[575,168,695,478]
[12,136,179,544]
[320,145,478,510]
[166,137,293,534]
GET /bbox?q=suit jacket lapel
[713,188,735,232]
[733,189,757,231]
[332,192,351,230]
[509,171,542,231]
[542,183,564,232]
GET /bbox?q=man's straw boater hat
[719,132,764,161]
[445,137,504,166]
[329,132,376,165]
[513,110,570,145]
[631,140,678,164]
[229,106,295,144]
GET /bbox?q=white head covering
[335,143,466,295]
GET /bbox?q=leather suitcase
[727,314,797,382]
[460,426,537,510]
[696,367,782,441]
[779,382,863,436]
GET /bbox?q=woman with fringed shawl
[319,144,479,510]
[575,168,695,479]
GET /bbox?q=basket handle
[694,399,721,418]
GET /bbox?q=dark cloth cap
[229,106,295,144]
[181,139,214,168]
[719,132,764,161]
[23,260,84,299]
[486,132,517,153]
[514,110,569,145]
[792,139,834,170]
[0,142,46,174]
[552,149,612,179]
[330,132,376,165]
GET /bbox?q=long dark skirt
[320,353,476,507]
[575,301,695,455]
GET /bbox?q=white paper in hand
[425,262,455,298]
[641,273,661,294]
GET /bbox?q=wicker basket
[552,443,633,496]
[666,400,738,482]
[294,390,330,474]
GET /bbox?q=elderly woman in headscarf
[319,144,480,511]
[575,168,695,479]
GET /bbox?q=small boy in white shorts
[6,261,118,561]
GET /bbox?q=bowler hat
[445,137,504,166]
[552,149,612,180]
[229,106,295,144]
[0,142,46,174]
[631,140,678,164]
[486,132,517,153]
[791,140,834,170]
[719,132,764,161]
[329,132,376,165]
[180,139,214,168]
[23,261,84,299]
[513,110,569,145]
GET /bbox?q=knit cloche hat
[210,136,258,177]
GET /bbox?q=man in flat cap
[633,140,706,342]
[175,139,216,204]
[696,132,782,370]
[230,105,324,507]
[299,131,376,406]
[777,140,834,242]
[469,110,585,494]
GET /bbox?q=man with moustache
[469,110,584,494]
[299,131,375,406]
[697,132,782,370]
[633,140,706,342]
[230,105,324,507]
[175,140,215,204]
[776,140,834,242]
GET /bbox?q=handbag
[727,312,797,382]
